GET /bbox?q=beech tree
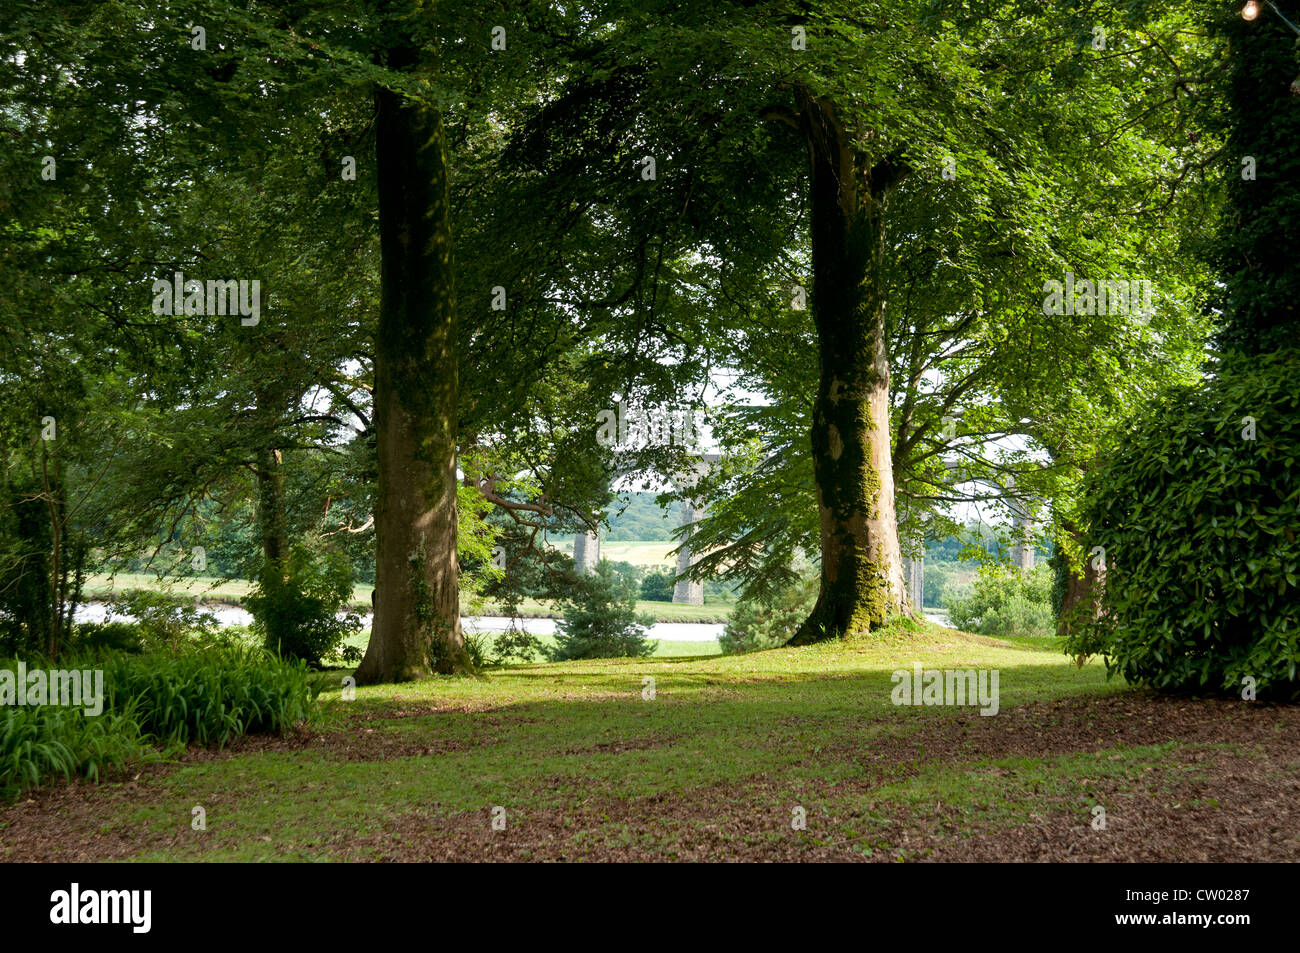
[479,0,1218,643]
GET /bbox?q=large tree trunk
[790,92,906,644]
[355,71,465,683]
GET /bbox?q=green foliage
[1048,550,1070,619]
[0,644,318,798]
[944,564,1054,639]
[720,574,818,654]
[99,644,320,748]
[245,547,361,666]
[103,590,220,651]
[456,480,503,615]
[488,625,546,666]
[1205,7,1300,355]
[75,621,147,655]
[461,630,491,670]
[638,571,674,602]
[605,493,675,542]
[1072,350,1300,699]
[545,562,656,661]
[922,561,950,610]
[0,702,154,801]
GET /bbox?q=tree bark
[1057,524,1102,645]
[40,444,63,658]
[355,70,466,683]
[256,446,287,578]
[789,91,906,644]
[254,442,290,652]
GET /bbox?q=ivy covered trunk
[790,91,906,644]
[355,66,466,683]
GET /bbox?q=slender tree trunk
[1057,523,1102,645]
[355,68,465,683]
[257,447,288,575]
[41,444,63,658]
[254,442,289,651]
[790,91,906,644]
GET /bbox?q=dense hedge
[1074,350,1300,698]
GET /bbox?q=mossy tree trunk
[355,67,466,683]
[789,90,907,644]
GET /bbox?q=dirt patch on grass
[905,747,1300,862]
[330,693,1300,862]
[560,733,681,756]
[815,690,1292,773]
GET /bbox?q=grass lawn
[4,618,1297,862]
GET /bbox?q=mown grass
[20,618,1216,861]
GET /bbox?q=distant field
[551,539,681,567]
[85,573,374,606]
[483,596,730,623]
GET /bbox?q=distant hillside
[604,491,679,541]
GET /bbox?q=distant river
[74,603,724,643]
[76,601,948,641]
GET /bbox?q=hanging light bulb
[1242,0,1300,33]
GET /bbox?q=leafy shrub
[943,564,1054,638]
[0,644,319,798]
[489,624,545,665]
[99,644,320,747]
[720,574,818,654]
[1072,349,1300,698]
[245,546,361,665]
[0,702,154,800]
[104,590,220,651]
[75,620,147,655]
[546,562,656,660]
[638,571,675,602]
[462,630,491,669]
